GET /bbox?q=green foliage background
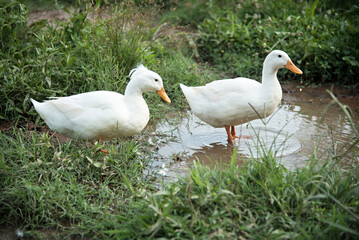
[166,0,359,86]
[0,0,215,121]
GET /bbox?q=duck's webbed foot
[231,126,251,139]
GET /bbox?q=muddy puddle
[149,83,359,182]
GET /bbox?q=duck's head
[264,50,302,74]
[128,64,171,103]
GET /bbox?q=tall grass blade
[230,146,238,170]
[309,0,319,18]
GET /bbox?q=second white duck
[180,50,302,143]
[31,65,171,141]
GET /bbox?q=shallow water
[149,84,359,181]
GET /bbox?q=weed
[0,128,153,238]
[113,93,359,239]
[168,0,359,87]
[117,155,359,239]
[0,0,218,122]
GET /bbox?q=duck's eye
[278,55,282,58]
[154,79,159,82]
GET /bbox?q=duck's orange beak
[157,87,171,103]
[285,59,303,74]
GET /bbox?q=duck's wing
[205,78,261,96]
[42,91,123,120]
[34,91,126,139]
[48,91,124,109]
[181,78,262,127]
[182,78,261,106]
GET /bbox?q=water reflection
[150,84,359,180]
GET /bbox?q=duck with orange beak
[180,50,302,143]
[31,64,171,142]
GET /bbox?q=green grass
[1,1,149,120]
[0,0,218,121]
[112,94,359,239]
[118,156,359,239]
[165,0,359,87]
[1,0,359,239]
[0,127,155,238]
[1,92,358,239]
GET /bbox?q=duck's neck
[124,80,144,98]
[261,64,280,88]
[260,64,282,107]
[124,81,149,117]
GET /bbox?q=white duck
[180,50,302,143]
[31,65,171,141]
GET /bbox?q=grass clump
[166,0,359,87]
[113,93,359,239]
[118,149,359,239]
[0,128,152,238]
[0,0,218,122]
[0,1,156,121]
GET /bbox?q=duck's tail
[30,98,40,109]
[179,83,186,92]
[179,83,191,98]
[180,83,198,109]
[30,98,47,120]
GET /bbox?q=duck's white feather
[31,91,138,140]
[31,66,170,140]
[180,50,302,128]
[180,77,275,127]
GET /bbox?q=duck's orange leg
[231,126,251,139]
[225,126,234,143]
[231,126,239,139]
